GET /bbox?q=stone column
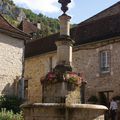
[59,14,71,36]
[55,14,74,67]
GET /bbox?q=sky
[12,0,120,24]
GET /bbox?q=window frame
[99,50,111,74]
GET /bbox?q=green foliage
[88,95,98,104]
[3,15,19,26]
[22,8,60,37]
[0,95,23,113]
[22,8,37,22]
[2,0,15,6]
[1,0,60,37]
[8,0,15,6]
[0,108,23,120]
[1,0,75,38]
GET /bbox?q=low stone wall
[21,103,108,120]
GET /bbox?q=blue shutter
[18,78,24,99]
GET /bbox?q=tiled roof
[25,33,59,58]
[80,1,120,24]
[18,19,39,34]
[0,14,30,40]
[25,13,120,58]
[75,13,120,45]
[25,2,120,58]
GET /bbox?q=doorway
[99,90,113,120]
[99,90,113,107]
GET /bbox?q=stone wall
[73,40,120,100]
[25,38,120,102]
[0,33,24,96]
[24,53,57,102]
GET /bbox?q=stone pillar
[55,14,74,67]
[59,14,71,36]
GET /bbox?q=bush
[88,95,98,104]
[0,108,23,120]
[0,95,23,113]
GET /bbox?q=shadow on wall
[1,83,14,96]
[1,77,20,96]
[0,33,24,49]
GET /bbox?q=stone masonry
[73,38,120,100]
[0,33,24,96]
[24,53,57,102]
[21,103,107,120]
[24,37,120,102]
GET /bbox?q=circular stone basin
[21,103,108,120]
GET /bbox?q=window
[100,50,110,73]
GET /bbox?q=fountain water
[21,1,108,120]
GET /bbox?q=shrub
[113,96,120,101]
[0,108,23,120]
[0,95,23,113]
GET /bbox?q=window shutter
[18,78,24,99]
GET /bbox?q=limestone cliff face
[0,0,26,22]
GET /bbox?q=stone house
[24,2,120,104]
[0,14,30,97]
[18,19,41,40]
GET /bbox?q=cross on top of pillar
[58,0,71,14]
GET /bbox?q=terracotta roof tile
[0,14,30,40]
[18,19,39,34]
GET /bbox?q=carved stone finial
[58,0,71,14]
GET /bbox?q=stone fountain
[21,1,108,120]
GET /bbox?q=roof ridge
[27,26,79,44]
[78,12,120,27]
[18,19,39,34]
[0,14,30,37]
[79,1,120,25]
